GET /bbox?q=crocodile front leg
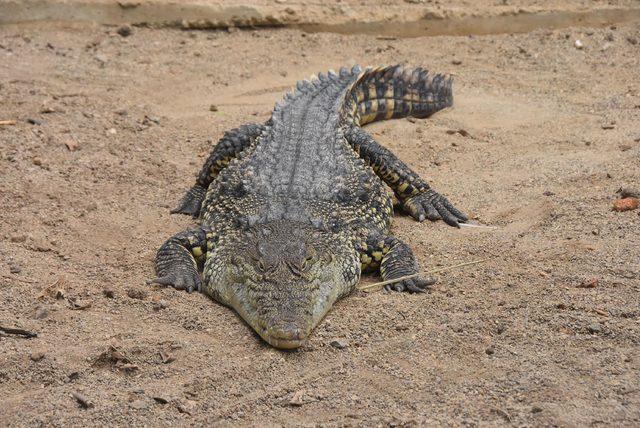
[345,126,467,227]
[360,233,435,293]
[149,226,216,293]
[172,123,265,217]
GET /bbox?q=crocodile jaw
[228,278,346,350]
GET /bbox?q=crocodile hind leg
[148,226,216,293]
[360,233,435,292]
[345,126,467,227]
[172,123,265,217]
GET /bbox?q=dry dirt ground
[1,7,639,427]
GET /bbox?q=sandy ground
[1,5,639,427]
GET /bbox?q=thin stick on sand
[357,258,489,291]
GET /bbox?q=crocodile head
[204,220,359,349]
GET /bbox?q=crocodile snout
[264,322,309,349]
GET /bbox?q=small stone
[209,104,218,112]
[543,190,555,196]
[106,128,117,135]
[587,323,602,334]
[30,352,45,361]
[153,299,167,311]
[130,399,148,410]
[34,306,50,319]
[9,265,21,274]
[627,36,638,45]
[153,396,169,404]
[177,400,196,415]
[103,287,115,298]
[289,390,306,407]
[577,278,598,288]
[451,59,462,65]
[330,339,348,349]
[115,109,128,116]
[531,405,543,413]
[72,392,93,409]
[574,39,584,49]
[601,122,616,129]
[63,138,78,151]
[10,234,27,243]
[127,288,147,300]
[485,346,495,355]
[160,351,175,364]
[27,118,42,125]
[612,198,639,212]
[94,54,108,64]
[117,24,133,37]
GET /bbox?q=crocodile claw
[403,189,468,227]
[384,276,436,293]
[171,184,207,218]
[147,272,201,293]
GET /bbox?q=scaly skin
[151,65,467,349]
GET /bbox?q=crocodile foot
[147,271,201,293]
[384,276,436,293]
[171,184,207,217]
[402,189,467,227]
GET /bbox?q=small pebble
[153,299,168,311]
[10,234,27,243]
[9,265,21,274]
[153,396,169,404]
[34,306,49,319]
[117,24,133,37]
[574,39,584,49]
[330,339,349,349]
[72,392,93,409]
[577,278,598,289]
[103,287,115,298]
[209,104,218,112]
[587,323,602,334]
[127,288,148,300]
[130,399,148,410]
[612,198,639,212]
[94,54,108,64]
[30,352,45,361]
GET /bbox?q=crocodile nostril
[269,323,303,341]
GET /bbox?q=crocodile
[150,65,467,349]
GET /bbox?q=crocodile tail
[342,65,453,126]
